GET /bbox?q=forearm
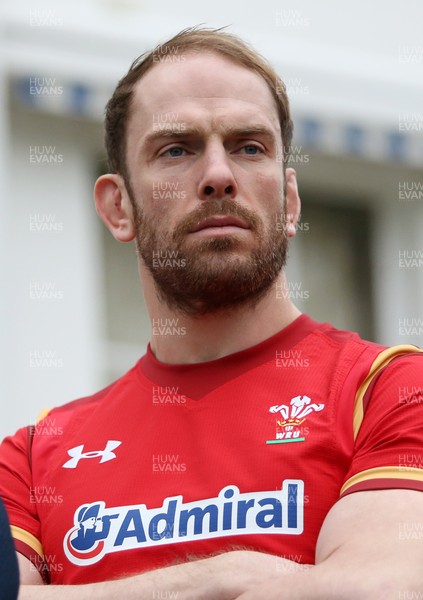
[18,551,308,600]
[236,543,422,600]
[19,555,228,600]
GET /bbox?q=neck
[142,267,301,364]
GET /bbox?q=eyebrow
[142,124,277,149]
[143,127,203,149]
[223,125,277,140]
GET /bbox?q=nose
[197,143,238,201]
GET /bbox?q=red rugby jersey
[0,314,422,584]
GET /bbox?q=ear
[94,174,136,242]
[284,167,301,238]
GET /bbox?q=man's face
[125,52,290,315]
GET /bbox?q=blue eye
[243,145,260,155]
[166,147,184,157]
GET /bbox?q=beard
[132,196,289,317]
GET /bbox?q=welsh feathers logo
[267,395,325,444]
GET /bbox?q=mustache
[172,199,261,240]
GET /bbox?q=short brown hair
[105,26,293,181]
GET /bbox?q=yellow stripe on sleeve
[36,408,52,424]
[353,345,422,440]
[11,525,44,558]
[341,466,423,496]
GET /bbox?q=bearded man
[1,27,422,599]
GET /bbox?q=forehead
[128,52,280,134]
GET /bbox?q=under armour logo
[62,440,122,469]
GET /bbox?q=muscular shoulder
[35,361,142,432]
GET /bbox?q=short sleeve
[0,426,48,581]
[341,354,423,496]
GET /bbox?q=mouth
[189,216,250,234]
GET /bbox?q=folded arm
[17,547,308,600]
[236,488,423,600]
[16,490,423,599]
